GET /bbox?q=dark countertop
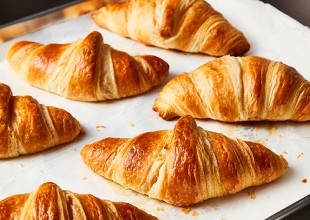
[0,0,309,219]
[1,0,309,29]
[0,0,83,28]
[261,0,310,28]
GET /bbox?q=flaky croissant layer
[153,55,310,122]
[0,83,81,158]
[81,115,288,206]
[0,182,158,220]
[92,0,250,56]
[6,31,169,101]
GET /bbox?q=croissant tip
[152,101,179,120]
[91,12,98,20]
[143,55,170,72]
[232,42,251,56]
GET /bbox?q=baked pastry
[0,182,158,220]
[153,55,310,122]
[6,31,169,101]
[91,0,250,56]
[81,115,288,206]
[0,83,81,158]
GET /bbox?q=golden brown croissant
[0,83,81,158]
[91,0,250,56]
[153,55,310,122]
[81,115,288,206]
[0,182,158,220]
[6,31,169,101]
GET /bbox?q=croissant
[0,83,81,158]
[0,182,158,220]
[81,115,288,206]
[153,55,310,122]
[6,31,169,101]
[91,0,250,56]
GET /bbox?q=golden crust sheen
[6,31,169,101]
[0,83,81,158]
[153,55,310,122]
[0,182,158,219]
[81,115,288,206]
[91,0,250,56]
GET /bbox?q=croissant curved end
[136,55,170,86]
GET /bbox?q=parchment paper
[0,0,310,219]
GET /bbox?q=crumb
[254,127,259,135]
[156,206,163,211]
[225,125,237,136]
[40,170,44,173]
[283,151,288,154]
[267,125,277,135]
[180,207,191,214]
[82,176,87,180]
[192,211,199,216]
[278,134,282,138]
[20,164,24,168]
[297,153,304,158]
[128,121,134,127]
[302,179,307,183]
[96,125,106,129]
[247,191,256,200]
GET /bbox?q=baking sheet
[0,0,310,219]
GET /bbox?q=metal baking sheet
[0,0,310,219]
[267,194,310,219]
[0,0,106,43]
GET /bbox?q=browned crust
[153,56,310,122]
[0,182,158,219]
[6,31,169,101]
[81,115,288,206]
[91,0,250,56]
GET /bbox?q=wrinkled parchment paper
[0,0,310,219]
